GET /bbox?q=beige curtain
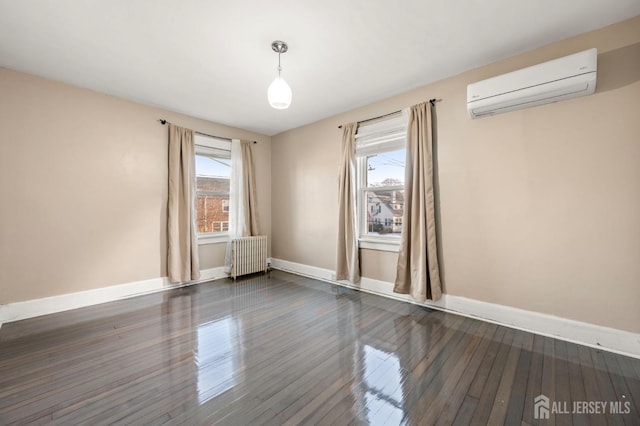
[239,140,259,236]
[167,124,200,283]
[394,102,442,301]
[336,123,360,283]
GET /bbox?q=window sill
[198,233,229,245]
[359,237,400,253]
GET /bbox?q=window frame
[355,113,408,253]
[194,134,232,245]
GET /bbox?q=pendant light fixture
[268,40,292,109]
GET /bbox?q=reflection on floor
[197,316,238,404]
[0,270,639,425]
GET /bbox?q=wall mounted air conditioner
[467,48,597,118]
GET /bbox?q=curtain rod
[338,98,441,129]
[158,119,257,144]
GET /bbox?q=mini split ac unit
[467,48,597,118]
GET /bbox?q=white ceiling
[1,1,639,136]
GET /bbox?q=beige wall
[0,69,271,304]
[271,17,640,333]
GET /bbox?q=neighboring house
[367,189,403,235]
[367,178,404,235]
[196,176,230,233]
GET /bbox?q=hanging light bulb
[268,41,292,109]
[268,73,292,109]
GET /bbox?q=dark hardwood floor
[1,270,639,425]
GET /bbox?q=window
[356,113,407,251]
[195,134,232,244]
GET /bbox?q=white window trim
[358,159,406,240]
[359,236,401,253]
[198,233,230,245]
[355,112,408,252]
[195,134,232,245]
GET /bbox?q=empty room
[1,1,639,425]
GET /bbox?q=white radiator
[230,236,268,280]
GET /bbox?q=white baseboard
[271,258,640,359]
[198,266,228,282]
[0,267,226,329]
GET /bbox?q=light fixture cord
[278,52,282,77]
